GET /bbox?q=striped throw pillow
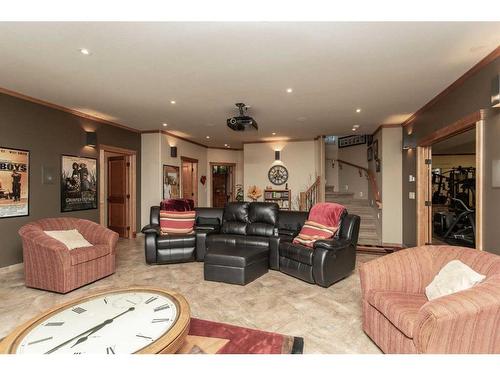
[292,220,338,248]
[159,210,195,235]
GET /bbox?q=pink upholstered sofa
[19,218,118,293]
[359,245,500,354]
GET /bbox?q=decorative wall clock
[268,165,289,185]
[0,287,190,354]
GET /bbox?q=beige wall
[325,143,339,190]
[141,133,162,227]
[141,133,246,226]
[161,133,209,208]
[432,154,475,172]
[243,141,318,210]
[338,143,368,198]
[381,127,403,244]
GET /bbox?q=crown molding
[401,45,500,128]
[0,86,141,133]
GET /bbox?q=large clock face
[268,165,289,185]
[14,290,180,354]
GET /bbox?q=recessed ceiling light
[206,136,210,139]
[356,108,361,113]
[79,48,90,55]
[162,123,168,127]
[170,100,176,104]
[272,132,276,136]
[286,88,293,93]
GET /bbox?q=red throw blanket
[293,202,346,248]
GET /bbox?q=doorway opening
[416,112,484,250]
[99,145,137,239]
[181,157,198,206]
[211,163,235,208]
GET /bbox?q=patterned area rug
[181,318,304,354]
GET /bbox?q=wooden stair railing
[335,159,382,209]
[299,176,321,211]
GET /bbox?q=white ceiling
[0,22,499,148]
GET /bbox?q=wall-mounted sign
[61,155,97,212]
[338,134,367,148]
[0,147,29,218]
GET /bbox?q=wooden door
[108,156,129,237]
[212,168,228,208]
[182,159,198,205]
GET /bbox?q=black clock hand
[45,307,135,354]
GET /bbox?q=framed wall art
[338,134,367,148]
[163,165,180,199]
[367,147,373,162]
[61,155,97,212]
[0,147,29,218]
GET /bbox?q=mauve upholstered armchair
[18,218,119,293]
[359,245,500,354]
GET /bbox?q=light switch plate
[409,192,416,200]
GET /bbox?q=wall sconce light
[402,132,416,150]
[170,146,177,158]
[85,131,97,147]
[275,150,280,161]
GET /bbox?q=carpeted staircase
[325,188,381,246]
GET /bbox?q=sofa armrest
[313,238,351,252]
[359,247,435,299]
[269,235,280,270]
[141,224,160,235]
[414,275,500,353]
[194,224,220,232]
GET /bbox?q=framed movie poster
[61,155,97,212]
[163,165,180,200]
[0,147,29,218]
[338,134,367,148]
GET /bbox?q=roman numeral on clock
[106,347,115,354]
[145,296,157,304]
[72,307,86,314]
[153,304,170,312]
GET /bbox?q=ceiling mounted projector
[227,103,258,131]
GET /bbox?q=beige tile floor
[0,237,381,353]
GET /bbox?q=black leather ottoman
[204,247,269,285]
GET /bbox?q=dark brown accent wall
[0,93,141,267]
[402,56,500,253]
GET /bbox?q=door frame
[209,162,236,207]
[181,156,198,206]
[416,111,484,250]
[98,144,137,238]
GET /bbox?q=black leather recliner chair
[274,212,360,287]
[203,202,279,285]
[141,206,197,264]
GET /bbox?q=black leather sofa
[141,202,360,288]
[204,202,279,285]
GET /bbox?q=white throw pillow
[425,260,486,301]
[44,229,93,250]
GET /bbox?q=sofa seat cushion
[279,241,313,266]
[205,247,268,268]
[157,233,196,249]
[206,234,270,251]
[366,290,428,338]
[70,244,110,266]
